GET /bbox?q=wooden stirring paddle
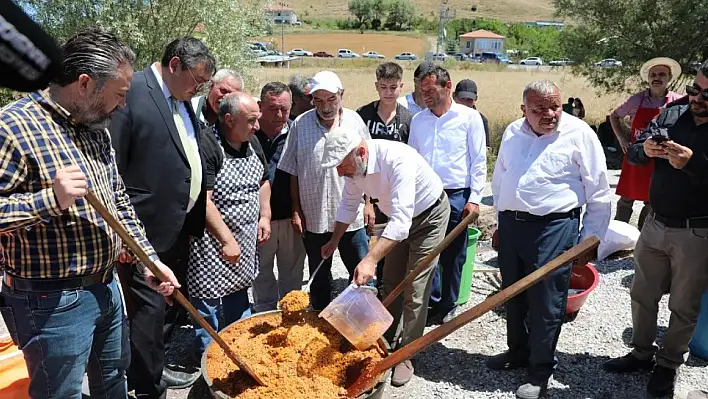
[84,191,268,386]
[346,236,600,397]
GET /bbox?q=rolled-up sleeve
[467,111,487,203]
[335,178,364,225]
[577,131,612,242]
[381,163,415,242]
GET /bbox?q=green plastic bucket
[456,226,481,305]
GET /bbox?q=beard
[76,92,114,130]
[354,155,367,177]
[691,99,708,117]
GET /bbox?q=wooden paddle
[84,191,268,386]
[345,236,600,398]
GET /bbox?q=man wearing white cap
[610,57,683,230]
[320,127,450,387]
[278,70,372,311]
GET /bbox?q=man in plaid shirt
[0,27,178,398]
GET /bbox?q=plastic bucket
[456,227,482,305]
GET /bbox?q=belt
[3,267,115,293]
[652,212,708,229]
[502,208,582,222]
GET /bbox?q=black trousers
[117,230,190,399]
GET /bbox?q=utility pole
[435,0,455,56]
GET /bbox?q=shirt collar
[151,63,174,103]
[30,89,72,122]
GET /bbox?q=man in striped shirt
[0,27,178,398]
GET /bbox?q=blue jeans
[190,289,251,359]
[0,277,128,399]
[497,211,580,382]
[303,228,370,310]
[429,188,470,316]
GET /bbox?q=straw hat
[640,57,682,83]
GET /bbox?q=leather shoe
[162,364,200,390]
[647,365,677,397]
[486,351,529,371]
[391,359,414,387]
[602,353,654,374]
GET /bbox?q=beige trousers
[630,215,708,369]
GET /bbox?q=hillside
[290,0,557,24]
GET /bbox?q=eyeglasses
[179,57,207,91]
[686,85,708,101]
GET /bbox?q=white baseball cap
[321,126,363,168]
[310,71,343,94]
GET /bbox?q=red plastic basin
[566,263,600,314]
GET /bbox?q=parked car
[429,52,448,61]
[594,58,622,68]
[394,52,417,60]
[293,21,303,26]
[480,51,510,64]
[549,58,574,67]
[287,48,313,57]
[313,51,334,58]
[454,53,468,61]
[362,51,385,59]
[337,49,360,58]
[520,57,543,66]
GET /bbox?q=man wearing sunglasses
[109,37,216,397]
[603,61,708,398]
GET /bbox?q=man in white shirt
[408,64,487,324]
[278,71,372,311]
[396,61,432,115]
[190,69,243,128]
[319,127,450,387]
[490,79,611,399]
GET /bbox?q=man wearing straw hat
[610,57,683,230]
[320,127,450,387]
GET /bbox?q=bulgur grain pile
[205,312,385,399]
[278,290,310,313]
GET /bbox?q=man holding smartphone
[603,61,708,398]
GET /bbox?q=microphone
[0,0,62,92]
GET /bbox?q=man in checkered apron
[188,92,272,361]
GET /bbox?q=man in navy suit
[110,37,216,398]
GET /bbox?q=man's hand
[643,139,668,158]
[364,202,375,235]
[352,258,376,286]
[492,230,499,251]
[618,137,630,154]
[258,217,271,244]
[118,249,135,264]
[292,210,306,236]
[462,202,480,220]
[144,260,181,306]
[53,165,88,210]
[663,141,693,169]
[321,239,338,260]
[222,239,241,263]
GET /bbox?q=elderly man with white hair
[489,79,611,399]
[191,68,244,127]
[320,127,450,387]
[278,70,372,311]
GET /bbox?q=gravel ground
[2,157,707,398]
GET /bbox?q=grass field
[258,32,429,58]
[289,0,556,23]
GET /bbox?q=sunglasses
[686,85,708,101]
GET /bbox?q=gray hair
[219,94,242,122]
[53,27,135,89]
[288,74,313,99]
[213,69,244,87]
[523,79,560,104]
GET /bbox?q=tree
[371,0,390,30]
[554,0,708,93]
[348,0,374,28]
[386,0,415,31]
[17,0,269,74]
